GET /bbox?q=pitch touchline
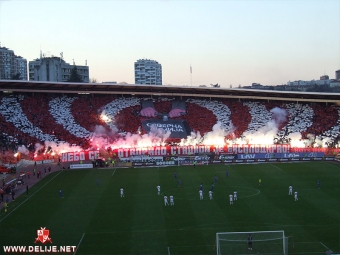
[271,163,282,170]
[319,242,330,250]
[325,162,340,169]
[0,170,64,223]
[73,233,85,255]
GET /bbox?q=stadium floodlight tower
[216,230,288,255]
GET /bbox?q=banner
[60,147,337,163]
[120,156,163,163]
[141,119,191,138]
[282,152,325,158]
[132,162,157,166]
[176,156,209,165]
[213,154,237,160]
[156,161,177,166]
[61,151,99,163]
[237,152,325,160]
[112,144,294,158]
[278,158,290,162]
[70,164,93,169]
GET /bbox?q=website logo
[35,227,52,244]
[3,227,76,253]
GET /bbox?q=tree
[67,66,83,82]
[118,81,128,85]
[90,78,97,83]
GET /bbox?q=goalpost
[216,230,288,255]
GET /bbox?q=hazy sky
[1,0,339,87]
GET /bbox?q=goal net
[216,230,288,255]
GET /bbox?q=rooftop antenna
[73,59,75,65]
[60,52,63,64]
[190,64,192,86]
[85,60,87,66]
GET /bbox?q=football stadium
[0,80,339,255]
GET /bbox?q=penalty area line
[74,233,85,255]
[270,163,282,170]
[112,169,116,176]
[319,242,330,250]
[0,170,64,223]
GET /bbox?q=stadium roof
[0,80,339,103]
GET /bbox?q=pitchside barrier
[126,155,335,167]
[11,155,336,169]
[32,151,336,168]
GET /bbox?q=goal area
[216,230,288,255]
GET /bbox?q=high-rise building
[134,59,162,85]
[29,55,89,82]
[14,56,28,80]
[0,46,28,80]
[336,69,340,80]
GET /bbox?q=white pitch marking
[0,170,64,223]
[74,233,85,255]
[319,242,330,250]
[271,163,282,170]
[241,189,261,198]
[112,169,116,176]
[325,162,340,169]
[229,186,261,198]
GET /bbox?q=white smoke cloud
[108,124,171,149]
[33,141,83,157]
[180,121,228,146]
[90,125,118,149]
[305,134,315,147]
[314,137,332,148]
[241,120,279,145]
[180,131,203,146]
[287,132,305,147]
[44,141,83,154]
[35,143,44,152]
[270,107,287,124]
[233,107,289,145]
[17,145,29,155]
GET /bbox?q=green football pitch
[0,162,339,255]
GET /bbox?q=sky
[0,0,339,87]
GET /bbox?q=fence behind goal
[216,230,288,255]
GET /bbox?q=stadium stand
[70,95,113,132]
[223,99,252,139]
[19,95,84,147]
[0,93,339,163]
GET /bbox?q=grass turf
[0,162,339,255]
